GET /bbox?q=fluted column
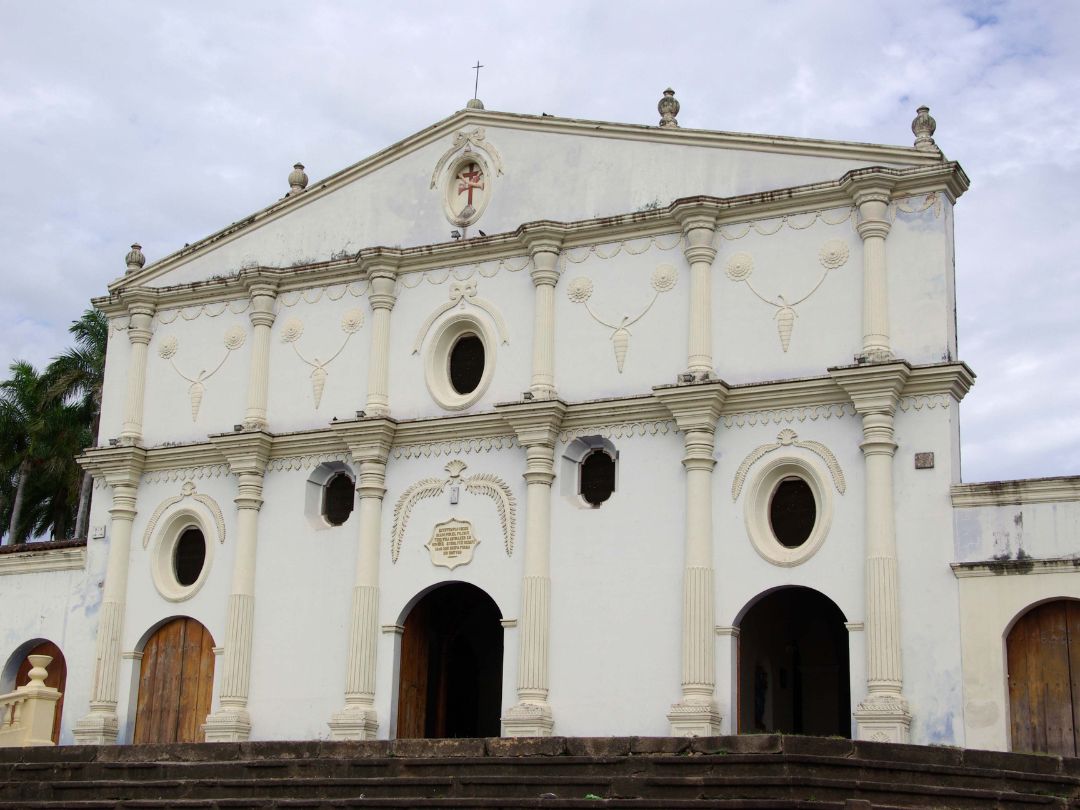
[831,363,912,743]
[846,178,896,363]
[654,381,728,736]
[203,431,272,742]
[364,263,398,417]
[119,296,156,444]
[72,446,146,744]
[674,207,718,379]
[497,399,566,736]
[242,282,278,430]
[328,417,397,739]
[524,230,563,400]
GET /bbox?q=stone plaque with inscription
[425,519,479,570]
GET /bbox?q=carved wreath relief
[731,429,846,501]
[566,264,678,373]
[157,326,246,421]
[392,460,515,568]
[280,308,365,408]
[724,239,849,352]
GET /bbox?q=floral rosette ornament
[818,240,850,270]
[157,336,179,360]
[340,308,365,333]
[280,318,304,343]
[650,264,677,292]
[223,326,247,350]
[567,276,594,303]
[725,253,754,281]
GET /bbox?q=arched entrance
[396,582,503,738]
[1007,599,1080,756]
[737,587,850,736]
[133,617,215,744]
[12,641,66,744]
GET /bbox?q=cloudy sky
[1,1,1078,483]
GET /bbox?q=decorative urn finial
[288,163,309,195]
[125,243,145,274]
[911,105,937,151]
[658,88,680,128]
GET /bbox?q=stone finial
[125,243,146,274]
[288,163,309,195]
[466,97,485,110]
[658,88,680,128]
[911,105,937,151]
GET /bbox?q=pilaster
[72,444,147,745]
[672,204,718,379]
[843,175,897,363]
[496,399,567,736]
[328,417,397,740]
[363,256,399,417]
[243,280,279,430]
[119,292,156,444]
[830,362,912,743]
[653,381,729,736]
[203,430,273,742]
[522,228,564,400]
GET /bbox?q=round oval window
[449,334,485,395]
[768,477,816,548]
[174,527,206,587]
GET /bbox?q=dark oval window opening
[769,477,816,548]
[324,472,355,526]
[174,528,206,587]
[449,334,485,395]
[580,450,616,507]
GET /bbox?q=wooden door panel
[1068,602,1080,758]
[134,618,214,744]
[397,600,430,739]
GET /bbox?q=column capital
[829,362,911,416]
[496,399,567,448]
[330,417,398,464]
[652,381,729,434]
[841,173,897,207]
[209,430,274,476]
[521,226,564,259]
[522,229,563,287]
[671,201,718,235]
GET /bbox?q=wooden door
[15,641,66,744]
[396,599,431,739]
[1007,600,1080,756]
[133,618,215,744]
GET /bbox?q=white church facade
[2,92,1078,756]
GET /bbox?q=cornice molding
[207,431,274,475]
[951,556,1080,578]
[0,543,87,576]
[951,476,1080,508]
[652,381,729,432]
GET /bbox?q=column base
[857,348,895,364]
[854,693,911,743]
[203,707,252,742]
[73,710,119,745]
[327,707,379,740]
[502,701,554,737]
[667,701,722,737]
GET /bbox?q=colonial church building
[2,91,1078,757]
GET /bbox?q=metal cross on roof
[472,60,484,100]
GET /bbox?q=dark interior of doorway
[396,582,503,739]
[738,586,850,737]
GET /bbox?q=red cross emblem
[456,163,485,207]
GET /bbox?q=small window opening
[323,473,355,526]
[769,478,816,548]
[449,334,485,395]
[580,450,616,507]
[174,528,206,587]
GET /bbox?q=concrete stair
[0,735,1078,808]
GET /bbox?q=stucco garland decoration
[566,265,678,373]
[560,233,684,267]
[156,298,251,325]
[559,420,675,443]
[398,257,532,290]
[141,481,226,549]
[429,127,505,189]
[889,192,942,221]
[722,404,855,429]
[412,279,509,354]
[391,460,516,563]
[723,240,850,353]
[278,281,369,308]
[731,429,846,501]
[714,206,856,244]
[156,326,247,421]
[280,308,366,408]
[391,435,518,460]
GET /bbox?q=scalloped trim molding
[267,453,350,472]
[391,436,518,460]
[142,465,229,484]
[559,420,674,443]
[722,404,855,429]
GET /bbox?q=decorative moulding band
[951,476,1080,507]
[951,557,1080,578]
[0,544,87,576]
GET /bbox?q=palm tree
[0,362,47,544]
[45,309,107,540]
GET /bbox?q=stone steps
[0,736,1076,809]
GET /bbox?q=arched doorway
[737,587,850,737]
[396,582,503,738]
[1007,599,1080,756]
[133,617,215,744]
[13,641,66,744]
